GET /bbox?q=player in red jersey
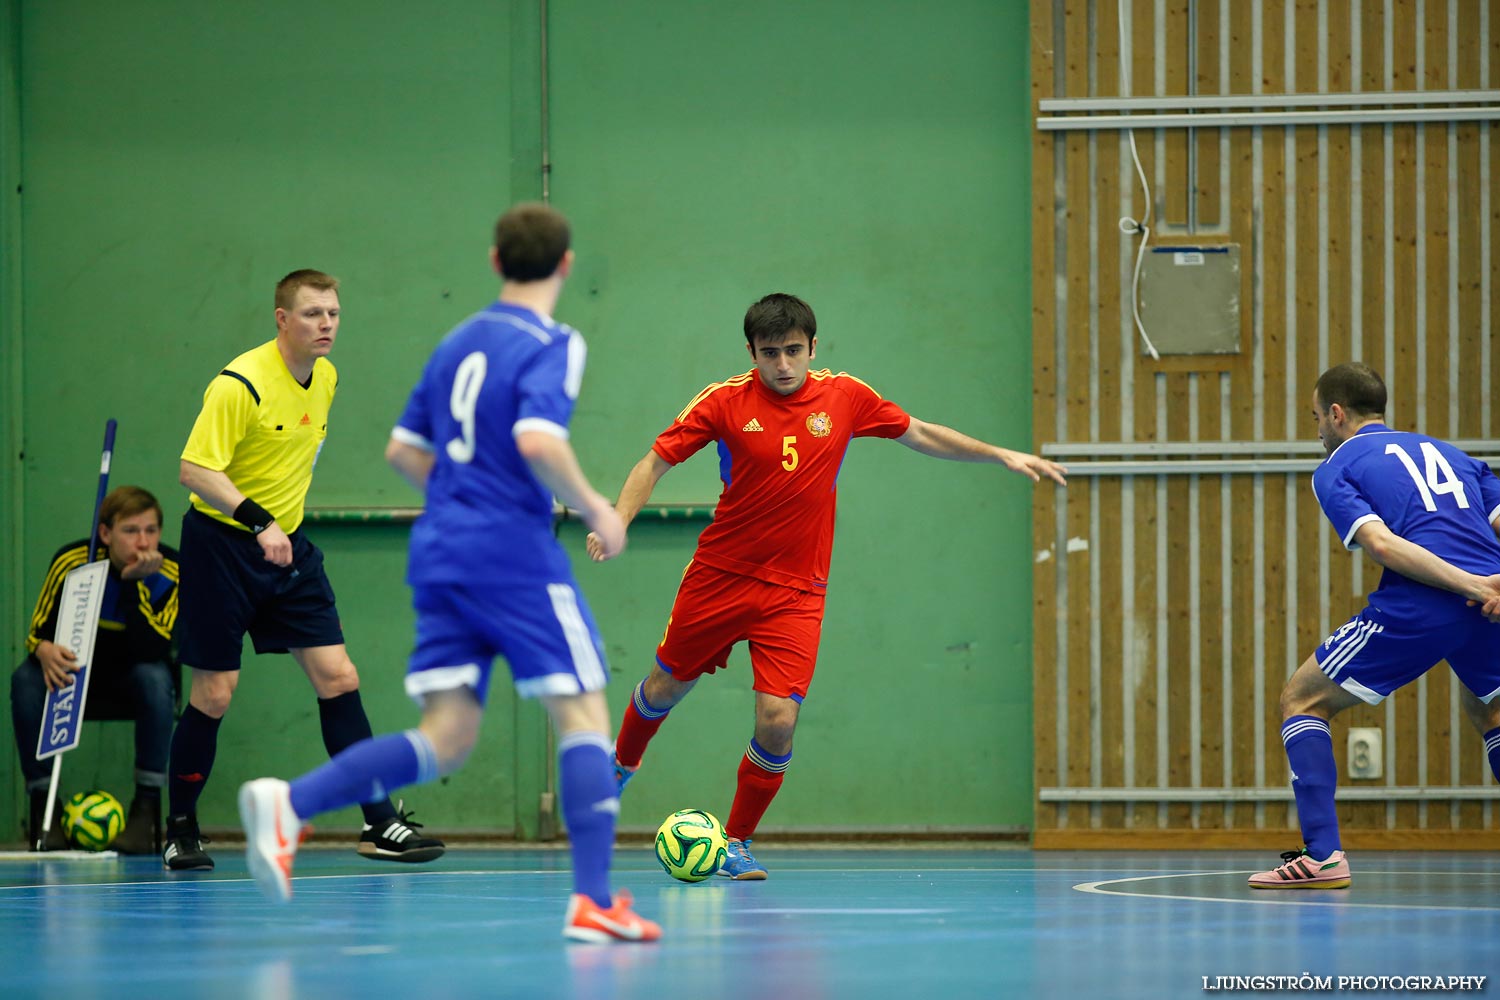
[586,293,1066,878]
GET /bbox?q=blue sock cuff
[632,681,671,720]
[558,730,613,756]
[1281,714,1340,858]
[747,737,792,773]
[556,734,615,908]
[1281,715,1332,747]
[403,729,441,784]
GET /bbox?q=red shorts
[655,561,825,701]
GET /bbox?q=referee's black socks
[166,704,222,820]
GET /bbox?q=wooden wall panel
[1029,0,1059,834]
[1062,1,1094,824]
[1032,0,1500,845]
[1164,0,1191,227]
[1225,0,1258,835]
[1194,0,1222,230]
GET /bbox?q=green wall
[2,0,1035,843]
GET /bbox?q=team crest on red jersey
[806,411,832,437]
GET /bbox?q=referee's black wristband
[232,498,276,534]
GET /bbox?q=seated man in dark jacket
[11,485,180,852]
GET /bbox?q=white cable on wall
[1118,0,1161,361]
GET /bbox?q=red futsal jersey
[652,368,911,593]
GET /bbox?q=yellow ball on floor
[62,790,125,851]
[654,808,728,882]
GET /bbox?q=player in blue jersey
[237,203,659,943]
[1250,362,1500,890]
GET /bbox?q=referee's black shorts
[176,508,345,671]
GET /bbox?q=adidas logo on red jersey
[742,418,765,432]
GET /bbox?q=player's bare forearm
[182,459,292,564]
[613,451,673,526]
[583,449,665,563]
[895,419,999,461]
[519,430,627,560]
[179,460,248,517]
[385,438,436,494]
[1355,522,1492,602]
[896,419,1067,485]
[516,430,612,524]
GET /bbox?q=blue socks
[285,720,621,911]
[289,729,439,821]
[1485,727,1500,783]
[559,731,618,908]
[1282,716,1340,860]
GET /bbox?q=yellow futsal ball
[654,808,728,882]
[62,790,125,851]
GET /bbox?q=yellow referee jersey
[181,340,336,534]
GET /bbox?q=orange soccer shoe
[563,889,662,943]
[238,778,307,903]
[1248,848,1351,890]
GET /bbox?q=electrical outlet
[1347,727,1383,779]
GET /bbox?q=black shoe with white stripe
[357,803,445,863]
[162,814,214,871]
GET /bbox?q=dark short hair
[99,485,162,530]
[1315,362,1387,417]
[493,203,571,281]
[744,293,817,346]
[275,269,339,311]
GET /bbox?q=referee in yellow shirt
[163,269,444,871]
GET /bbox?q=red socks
[726,748,788,841]
[614,681,671,767]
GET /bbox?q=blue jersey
[1312,424,1500,623]
[393,302,587,586]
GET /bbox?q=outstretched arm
[612,451,674,525]
[517,430,625,560]
[586,450,674,561]
[896,418,1067,485]
[1355,521,1500,622]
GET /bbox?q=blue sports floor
[1,845,1495,999]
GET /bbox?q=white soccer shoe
[238,778,305,903]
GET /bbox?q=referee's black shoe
[162,814,214,871]
[357,802,445,863]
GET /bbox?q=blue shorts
[405,581,609,706]
[1315,605,1500,705]
[176,509,345,671]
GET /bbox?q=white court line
[734,908,955,915]
[0,866,1156,893]
[16,865,1493,902]
[6,863,1466,894]
[0,850,118,861]
[1074,870,1500,913]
